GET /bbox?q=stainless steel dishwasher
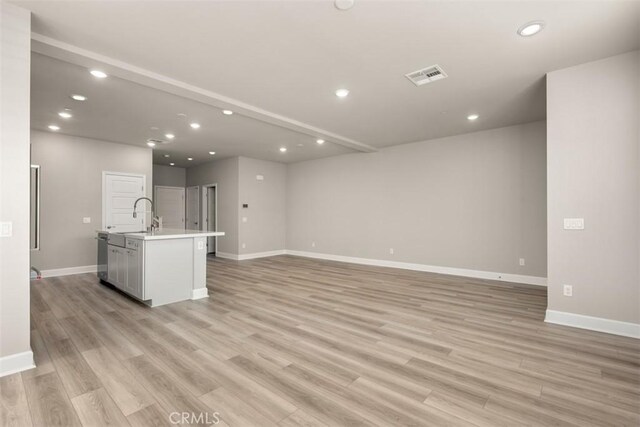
[97,232,109,281]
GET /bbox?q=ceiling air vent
[405,64,447,86]
[147,138,169,145]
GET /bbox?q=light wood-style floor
[2,255,639,426]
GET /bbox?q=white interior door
[103,172,145,232]
[186,186,199,230]
[155,186,185,229]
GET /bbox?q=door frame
[102,171,147,231]
[201,183,218,254]
[186,185,200,230]
[153,185,185,229]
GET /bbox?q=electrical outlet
[242,243,246,249]
[83,217,91,224]
[311,241,316,248]
[563,218,584,230]
[389,248,394,255]
[197,241,204,250]
[563,284,573,297]
[0,222,12,237]
[519,258,525,266]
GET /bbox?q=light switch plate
[563,218,584,230]
[0,222,12,237]
[242,217,247,223]
[83,217,91,224]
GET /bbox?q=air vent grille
[405,64,448,86]
[147,138,169,145]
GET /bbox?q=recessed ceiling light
[147,141,156,147]
[90,69,108,78]
[279,147,287,153]
[169,162,175,166]
[209,151,216,155]
[58,111,72,119]
[518,21,545,37]
[164,154,170,158]
[70,94,86,101]
[190,122,200,129]
[335,0,355,11]
[222,110,233,115]
[187,157,193,161]
[48,125,60,131]
[316,139,325,144]
[165,133,175,139]
[335,88,350,98]
[467,114,479,121]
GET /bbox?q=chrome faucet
[133,197,160,231]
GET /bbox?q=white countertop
[100,229,225,241]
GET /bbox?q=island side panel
[144,238,193,307]
[192,236,208,299]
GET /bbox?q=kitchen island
[98,229,225,307]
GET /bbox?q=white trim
[545,310,640,339]
[0,351,35,377]
[214,249,546,286]
[239,250,287,261]
[216,252,239,260]
[285,250,547,286]
[217,250,287,261]
[191,288,209,300]
[41,265,97,278]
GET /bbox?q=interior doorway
[201,183,217,254]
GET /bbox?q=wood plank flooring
[2,255,639,426]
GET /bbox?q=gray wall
[287,121,547,278]
[547,51,639,324]
[0,3,31,366]
[30,131,153,271]
[238,157,287,255]
[186,157,239,254]
[153,164,186,188]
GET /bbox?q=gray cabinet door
[116,247,127,288]
[107,246,118,284]
[125,248,142,299]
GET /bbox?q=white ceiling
[19,0,640,163]
[31,53,355,167]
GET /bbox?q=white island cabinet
[102,229,225,307]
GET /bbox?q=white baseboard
[215,252,238,260]
[41,265,97,278]
[0,350,35,377]
[545,310,640,339]
[216,250,287,261]
[239,250,287,260]
[285,250,547,287]
[191,288,209,300]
